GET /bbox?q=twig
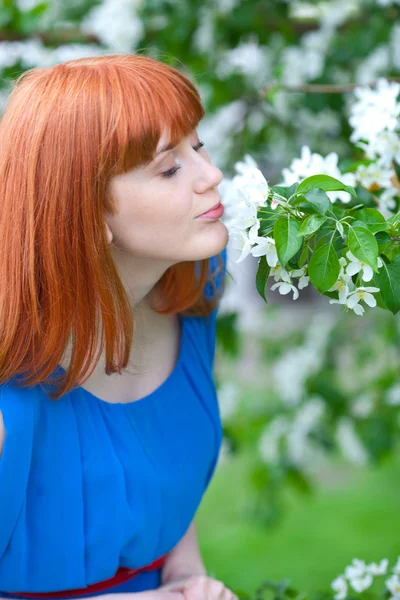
[259,78,400,97]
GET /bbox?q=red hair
[0,54,226,400]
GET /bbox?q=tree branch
[259,78,400,97]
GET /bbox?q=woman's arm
[160,520,208,586]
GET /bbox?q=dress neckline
[54,313,187,408]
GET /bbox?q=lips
[198,201,221,217]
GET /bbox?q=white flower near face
[233,165,270,209]
[270,281,299,300]
[229,229,257,263]
[367,558,389,575]
[234,153,259,173]
[250,236,279,267]
[346,286,381,310]
[331,576,348,600]
[386,573,400,597]
[228,198,261,240]
[292,266,310,289]
[346,250,384,282]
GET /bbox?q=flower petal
[361,265,373,282]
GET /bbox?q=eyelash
[161,141,205,179]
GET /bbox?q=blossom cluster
[222,77,400,315]
[279,78,400,217]
[331,556,400,600]
[224,154,385,315]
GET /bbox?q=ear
[104,222,113,244]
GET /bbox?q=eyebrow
[155,143,175,157]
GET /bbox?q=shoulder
[0,383,39,455]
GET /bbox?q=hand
[158,574,240,600]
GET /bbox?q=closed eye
[161,141,205,179]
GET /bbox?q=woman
[0,54,236,600]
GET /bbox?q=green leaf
[297,174,357,198]
[302,188,331,215]
[298,244,309,268]
[256,255,270,303]
[0,6,13,27]
[285,465,312,495]
[274,217,302,267]
[308,243,341,292]
[298,214,327,237]
[271,182,299,200]
[375,254,400,314]
[353,208,388,233]
[348,225,378,270]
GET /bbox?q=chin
[198,223,229,260]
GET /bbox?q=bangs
[100,56,206,174]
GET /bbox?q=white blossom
[229,229,257,263]
[270,281,299,300]
[281,146,356,203]
[81,0,145,53]
[259,417,290,463]
[250,237,279,266]
[270,263,292,283]
[349,572,374,593]
[331,576,348,600]
[216,38,271,85]
[345,251,384,283]
[346,286,381,310]
[292,266,310,289]
[367,558,389,575]
[217,381,240,421]
[197,100,247,168]
[385,383,400,406]
[336,419,369,465]
[355,163,394,189]
[345,558,368,580]
[358,130,400,169]
[349,78,400,144]
[386,573,400,597]
[355,46,390,85]
[351,393,374,418]
[392,556,400,574]
[328,257,354,303]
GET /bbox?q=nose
[194,154,224,193]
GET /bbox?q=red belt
[7,554,168,599]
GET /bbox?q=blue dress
[0,248,227,598]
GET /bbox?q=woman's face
[105,128,229,265]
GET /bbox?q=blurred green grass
[196,447,400,596]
